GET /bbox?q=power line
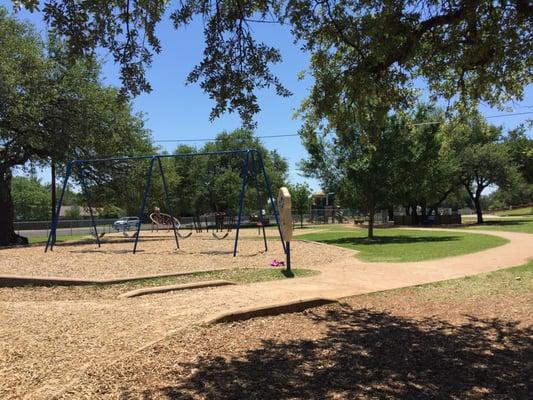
[154,133,298,143]
[153,111,533,143]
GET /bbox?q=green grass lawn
[113,267,319,289]
[494,206,533,216]
[27,233,90,244]
[463,218,533,234]
[295,227,508,262]
[391,261,533,300]
[5,268,320,301]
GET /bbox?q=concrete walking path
[192,229,533,317]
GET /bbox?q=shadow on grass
[281,269,295,278]
[476,220,532,227]
[317,235,460,246]
[142,307,532,399]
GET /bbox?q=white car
[112,217,140,231]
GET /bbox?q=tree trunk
[300,213,303,228]
[388,207,394,222]
[473,196,484,224]
[368,202,375,239]
[0,168,28,246]
[411,205,419,225]
[464,183,484,225]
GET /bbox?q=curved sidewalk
[197,229,533,315]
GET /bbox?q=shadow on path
[141,307,532,399]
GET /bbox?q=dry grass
[0,268,319,302]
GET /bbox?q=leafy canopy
[12,1,532,124]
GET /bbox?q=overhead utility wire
[153,111,533,143]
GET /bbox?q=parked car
[112,216,140,231]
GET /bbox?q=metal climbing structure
[44,149,286,256]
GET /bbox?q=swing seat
[150,212,192,239]
[212,231,229,240]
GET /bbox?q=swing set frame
[45,149,286,257]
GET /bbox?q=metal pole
[45,162,72,252]
[79,167,100,247]
[133,157,156,254]
[156,157,180,250]
[233,151,250,257]
[254,150,286,254]
[286,241,291,272]
[250,152,268,252]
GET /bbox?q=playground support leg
[250,152,268,252]
[233,151,250,257]
[133,157,156,254]
[157,157,180,250]
[79,167,100,248]
[45,162,72,252]
[254,150,286,254]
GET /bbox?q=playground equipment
[45,149,286,257]
[150,207,192,239]
[211,212,231,240]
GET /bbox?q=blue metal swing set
[45,149,286,257]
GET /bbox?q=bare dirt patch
[0,232,344,279]
[55,276,532,399]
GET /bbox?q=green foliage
[64,205,81,219]
[300,102,459,234]
[11,176,50,221]
[488,183,533,210]
[13,2,531,124]
[100,205,126,219]
[443,113,520,223]
[80,129,288,219]
[388,105,461,215]
[287,183,312,227]
[287,183,312,214]
[0,9,154,244]
[296,228,507,263]
[505,127,533,184]
[168,129,288,217]
[11,175,83,221]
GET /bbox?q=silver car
[112,216,140,231]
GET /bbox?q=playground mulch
[0,232,346,280]
[55,278,533,399]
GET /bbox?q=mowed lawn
[295,227,508,262]
[463,217,533,234]
[494,206,533,216]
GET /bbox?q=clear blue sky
[5,3,532,190]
